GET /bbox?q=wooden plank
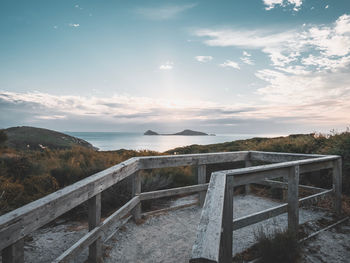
[232,188,333,231]
[198,165,207,207]
[54,196,140,263]
[139,152,248,169]
[332,158,342,216]
[131,172,142,222]
[257,179,328,193]
[139,184,208,201]
[88,194,101,263]
[288,165,299,234]
[220,175,233,263]
[190,172,227,263]
[0,157,139,251]
[245,158,252,194]
[142,201,198,218]
[233,204,287,230]
[2,238,24,263]
[250,151,325,163]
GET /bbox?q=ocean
[65,132,278,152]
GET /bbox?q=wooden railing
[190,151,342,263]
[0,151,342,263]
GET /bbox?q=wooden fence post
[132,172,142,222]
[88,193,102,263]
[332,158,342,216]
[219,175,234,263]
[2,238,24,263]
[198,165,206,207]
[245,159,252,194]
[288,165,299,235]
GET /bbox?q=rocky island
[144,129,209,136]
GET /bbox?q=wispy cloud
[69,23,80,28]
[263,0,303,11]
[219,60,240,69]
[195,56,213,63]
[135,3,197,20]
[159,61,174,70]
[240,51,254,65]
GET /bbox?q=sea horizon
[65,131,287,152]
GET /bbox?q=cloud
[240,51,254,65]
[219,60,240,69]
[195,56,213,63]
[263,0,303,11]
[135,3,197,20]
[0,90,348,133]
[159,61,174,70]
[69,23,80,28]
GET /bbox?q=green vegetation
[0,128,349,217]
[0,130,7,146]
[3,126,95,150]
[255,228,300,263]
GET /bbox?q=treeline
[0,130,349,215]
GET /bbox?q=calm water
[66,132,277,152]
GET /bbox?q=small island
[144,129,209,136]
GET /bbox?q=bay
[66,132,280,152]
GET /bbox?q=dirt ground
[9,194,349,263]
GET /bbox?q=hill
[144,129,208,136]
[3,126,96,150]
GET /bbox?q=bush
[0,130,7,146]
[255,228,300,263]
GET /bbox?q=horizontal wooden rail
[232,188,333,231]
[139,184,208,201]
[257,179,328,193]
[54,196,140,263]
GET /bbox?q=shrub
[0,130,7,146]
[255,228,300,263]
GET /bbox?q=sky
[0,0,350,134]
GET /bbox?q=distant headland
[144,129,212,136]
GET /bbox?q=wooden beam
[190,172,227,263]
[249,151,324,163]
[131,172,142,222]
[288,165,299,235]
[2,238,24,263]
[332,158,342,216]
[142,202,198,218]
[0,157,139,251]
[53,196,140,263]
[220,175,233,263]
[139,184,208,201]
[233,204,287,230]
[257,179,328,193]
[138,152,248,169]
[198,165,207,207]
[88,194,101,263]
[245,157,252,194]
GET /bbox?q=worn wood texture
[190,172,227,263]
[142,201,198,218]
[288,165,299,234]
[88,194,102,263]
[54,196,140,263]
[332,158,342,216]
[2,238,24,263]
[233,204,287,230]
[131,172,142,222]
[139,184,208,201]
[0,157,139,251]
[258,179,327,193]
[244,158,252,194]
[250,151,324,163]
[220,175,233,263]
[138,152,248,169]
[198,165,207,207]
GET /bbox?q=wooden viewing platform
[0,151,342,263]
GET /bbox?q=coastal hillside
[3,126,96,150]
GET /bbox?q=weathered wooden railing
[0,151,247,263]
[190,151,342,263]
[0,151,342,263]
